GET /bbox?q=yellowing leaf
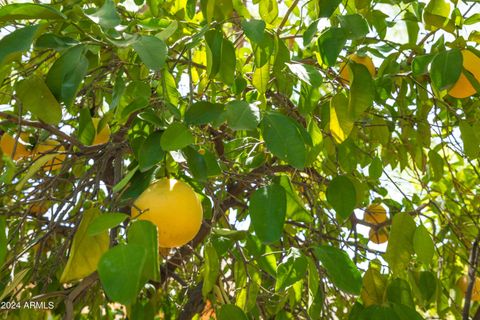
[252,63,269,95]
[361,266,387,307]
[60,207,109,283]
[329,93,353,144]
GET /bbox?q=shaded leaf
[0,25,39,65]
[261,112,308,169]
[128,220,160,282]
[326,175,356,219]
[46,45,89,106]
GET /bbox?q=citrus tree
[1,0,480,318]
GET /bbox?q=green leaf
[132,36,168,71]
[0,216,6,266]
[160,122,194,151]
[77,108,95,145]
[358,306,400,320]
[387,278,414,308]
[35,33,78,51]
[218,38,236,85]
[249,184,286,244]
[418,271,436,302]
[0,3,65,21]
[205,28,223,78]
[0,25,39,65]
[261,112,308,169]
[275,248,307,291]
[338,14,369,39]
[258,0,278,24]
[15,75,62,125]
[128,220,160,282]
[384,212,416,274]
[286,63,323,87]
[98,244,147,305]
[317,28,347,67]
[391,303,424,320]
[138,131,165,172]
[241,19,266,43]
[87,0,120,29]
[430,49,462,91]
[329,93,353,144]
[87,213,129,236]
[428,150,444,181]
[113,166,138,193]
[318,0,341,17]
[349,62,375,119]
[183,147,208,181]
[369,157,383,179]
[218,304,248,320]
[185,101,225,126]
[459,120,480,159]
[413,225,434,265]
[277,175,311,223]
[314,245,362,295]
[46,45,89,107]
[412,55,434,76]
[202,243,220,296]
[326,175,356,219]
[60,208,110,283]
[226,101,260,131]
[252,32,274,68]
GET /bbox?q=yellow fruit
[34,140,66,171]
[339,54,376,83]
[92,118,111,146]
[448,50,480,99]
[131,179,203,248]
[364,204,387,225]
[0,133,30,160]
[29,201,51,215]
[457,276,480,301]
[369,228,389,244]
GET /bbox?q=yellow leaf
[329,93,353,144]
[361,266,387,306]
[60,208,109,283]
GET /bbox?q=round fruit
[34,140,66,171]
[339,54,376,83]
[131,178,203,248]
[364,204,387,225]
[457,275,480,301]
[369,228,389,244]
[448,50,480,99]
[0,133,30,160]
[92,118,111,146]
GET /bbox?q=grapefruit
[131,179,203,248]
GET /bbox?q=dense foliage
[0,0,480,318]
